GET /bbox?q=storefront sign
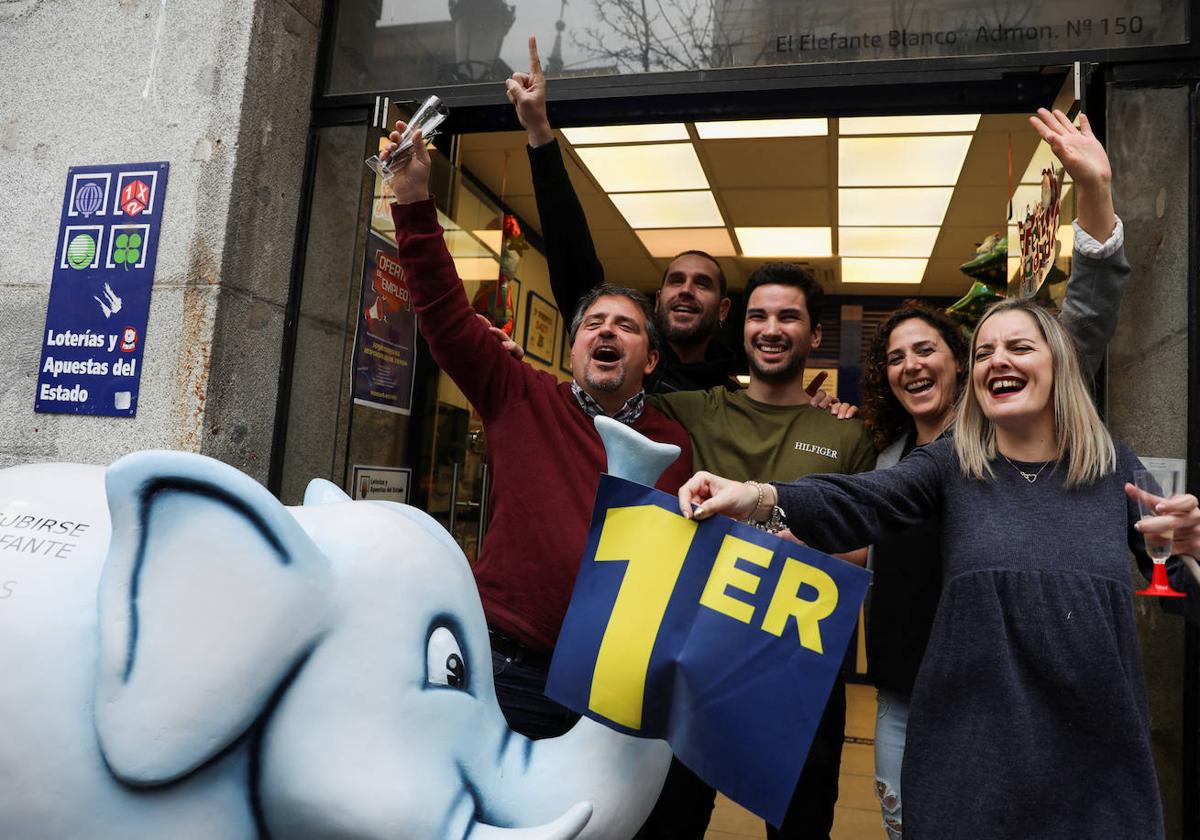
[36,163,169,417]
[757,1,1187,65]
[350,0,1188,94]
[352,231,418,415]
[547,474,871,826]
[351,465,412,502]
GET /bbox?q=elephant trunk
[487,719,673,839]
[478,417,681,837]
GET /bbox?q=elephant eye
[426,625,468,690]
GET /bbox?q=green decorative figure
[113,232,143,270]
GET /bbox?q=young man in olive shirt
[639,263,874,840]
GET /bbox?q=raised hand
[1029,108,1115,241]
[382,121,431,205]
[477,313,525,359]
[505,35,553,148]
[1029,108,1110,187]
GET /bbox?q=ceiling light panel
[838,227,940,257]
[839,188,955,226]
[841,258,928,284]
[576,144,709,192]
[610,191,725,229]
[636,228,737,257]
[735,227,832,258]
[444,229,495,258]
[471,230,504,254]
[839,136,974,187]
[839,114,981,134]
[453,257,500,281]
[562,123,689,145]
[695,118,828,139]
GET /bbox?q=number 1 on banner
[588,505,696,728]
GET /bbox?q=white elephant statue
[0,418,675,838]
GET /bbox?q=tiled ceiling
[458,113,1050,298]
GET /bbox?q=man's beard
[583,362,628,393]
[747,349,806,384]
[658,306,720,347]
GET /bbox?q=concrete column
[0,0,320,483]
[1106,82,1192,840]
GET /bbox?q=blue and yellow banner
[547,474,871,827]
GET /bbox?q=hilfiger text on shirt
[794,441,839,459]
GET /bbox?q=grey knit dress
[774,437,1188,839]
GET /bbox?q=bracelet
[746,481,768,523]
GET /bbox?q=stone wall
[1106,81,1192,840]
[0,0,320,483]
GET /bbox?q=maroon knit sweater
[393,199,694,653]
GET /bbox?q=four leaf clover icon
[113,232,143,270]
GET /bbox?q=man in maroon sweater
[385,123,694,739]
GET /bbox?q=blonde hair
[954,298,1115,487]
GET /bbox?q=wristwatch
[760,504,788,534]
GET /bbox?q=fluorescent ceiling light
[838,227,940,257]
[562,123,689,145]
[839,136,973,186]
[735,227,832,258]
[576,144,710,193]
[839,114,981,134]
[471,230,504,254]
[842,257,928,284]
[610,191,725,229]
[453,257,500,281]
[695,118,828,139]
[839,188,954,226]
[444,230,496,258]
[636,228,736,258]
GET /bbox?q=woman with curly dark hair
[860,108,1130,839]
[859,302,969,838]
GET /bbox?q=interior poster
[36,162,169,416]
[352,231,417,415]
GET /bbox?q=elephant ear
[95,451,331,785]
[304,478,351,506]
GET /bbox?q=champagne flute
[1133,467,1186,598]
[365,95,449,182]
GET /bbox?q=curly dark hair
[860,301,970,451]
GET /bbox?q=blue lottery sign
[36,163,169,416]
[547,475,871,827]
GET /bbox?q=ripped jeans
[874,689,909,840]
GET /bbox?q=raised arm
[506,35,604,322]
[679,444,945,555]
[1030,108,1130,376]
[385,123,528,421]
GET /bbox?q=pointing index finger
[529,35,543,77]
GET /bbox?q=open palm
[1029,108,1111,187]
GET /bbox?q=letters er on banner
[546,474,871,827]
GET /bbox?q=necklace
[1002,454,1050,484]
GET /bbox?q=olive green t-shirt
[648,388,876,482]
